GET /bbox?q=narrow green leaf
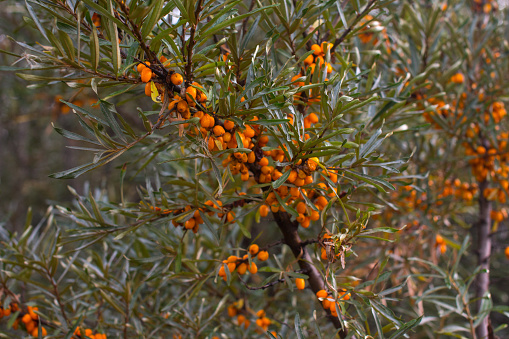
[90,24,100,72]
[106,0,120,75]
[100,100,127,143]
[295,313,304,339]
[141,0,164,38]
[25,0,49,42]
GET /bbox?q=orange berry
[296,202,307,214]
[505,246,509,260]
[435,234,444,245]
[224,120,235,130]
[244,126,255,138]
[177,100,188,113]
[186,86,197,102]
[26,320,36,332]
[28,306,38,320]
[184,218,196,229]
[136,62,149,73]
[227,262,236,272]
[321,248,327,260]
[316,289,328,299]
[257,250,269,261]
[171,73,183,86]
[248,262,258,274]
[308,113,319,124]
[304,54,314,65]
[144,82,152,96]
[259,205,269,217]
[315,196,328,208]
[213,125,225,136]
[296,278,305,290]
[227,211,235,222]
[237,263,248,275]
[31,327,45,337]
[2,307,10,316]
[259,157,269,166]
[311,44,322,55]
[141,68,153,83]
[310,210,320,221]
[249,244,259,255]
[451,73,465,84]
[227,255,238,263]
[237,314,246,326]
[22,314,32,324]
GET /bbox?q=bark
[476,180,492,339]
[273,211,347,338]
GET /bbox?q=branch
[238,269,307,290]
[331,0,379,52]
[184,0,205,84]
[272,211,347,337]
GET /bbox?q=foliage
[1,0,508,338]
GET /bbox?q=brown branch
[238,269,307,290]
[241,0,256,37]
[115,0,162,70]
[331,0,379,52]
[272,211,347,337]
[44,266,70,325]
[184,0,205,84]
[451,276,476,339]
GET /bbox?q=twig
[44,266,70,325]
[331,0,379,52]
[241,0,256,36]
[184,0,205,84]
[238,269,307,290]
[273,211,347,337]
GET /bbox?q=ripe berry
[171,73,183,86]
[316,289,328,299]
[296,278,305,290]
[249,244,259,255]
[141,68,153,83]
[259,205,269,217]
[248,262,258,274]
[311,44,322,55]
[257,250,269,261]
[213,125,225,136]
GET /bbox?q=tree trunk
[476,180,492,339]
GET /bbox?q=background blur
[0,1,149,230]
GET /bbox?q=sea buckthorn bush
[1,0,509,338]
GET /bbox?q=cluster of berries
[292,42,333,104]
[0,303,48,337]
[74,327,108,339]
[218,244,269,281]
[438,179,478,203]
[316,289,350,318]
[142,197,236,233]
[226,301,277,335]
